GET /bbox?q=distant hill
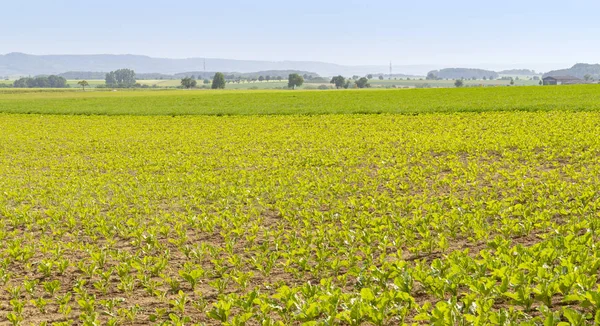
[173,70,319,79]
[498,69,537,75]
[56,70,319,81]
[428,68,499,80]
[0,52,443,77]
[239,70,319,79]
[58,71,106,79]
[544,63,600,79]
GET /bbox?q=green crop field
[367,78,540,88]
[1,85,600,116]
[2,85,600,325]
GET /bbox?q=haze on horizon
[2,0,599,72]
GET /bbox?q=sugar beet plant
[2,112,600,324]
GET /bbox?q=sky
[2,0,599,69]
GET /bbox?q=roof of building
[543,75,582,81]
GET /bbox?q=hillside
[544,63,600,79]
[56,70,319,81]
[0,52,440,77]
[428,68,499,79]
[498,69,537,75]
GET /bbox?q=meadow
[2,85,600,325]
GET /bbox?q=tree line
[13,75,68,88]
[330,76,370,89]
[180,73,304,90]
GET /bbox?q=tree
[378,75,384,80]
[212,73,226,89]
[258,76,265,82]
[105,69,136,87]
[510,78,515,86]
[265,75,271,82]
[330,76,346,89]
[367,74,373,79]
[105,72,117,86]
[277,76,283,81]
[181,77,197,89]
[426,72,438,80]
[288,73,304,89]
[584,74,592,81]
[77,80,89,91]
[355,77,370,88]
[48,75,67,88]
[454,79,464,88]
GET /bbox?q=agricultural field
[2,85,600,325]
[366,78,540,88]
[1,85,600,116]
[63,80,296,90]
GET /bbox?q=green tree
[454,79,464,87]
[584,74,592,81]
[426,72,438,80]
[378,75,384,80]
[330,76,346,89]
[355,77,370,88]
[258,76,265,82]
[181,77,197,89]
[105,69,136,87]
[77,80,89,91]
[48,75,68,88]
[13,78,27,88]
[367,74,373,79]
[212,73,226,89]
[105,72,117,86]
[288,73,304,89]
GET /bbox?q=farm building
[542,76,582,85]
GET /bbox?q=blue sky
[2,0,599,68]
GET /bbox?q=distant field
[1,78,541,89]
[0,85,598,116]
[368,78,540,88]
[64,79,294,89]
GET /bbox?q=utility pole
[389,61,392,80]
